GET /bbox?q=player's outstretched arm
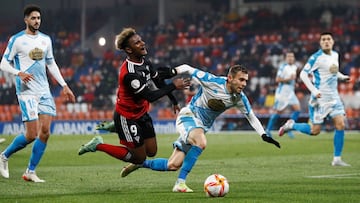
[245,111,281,148]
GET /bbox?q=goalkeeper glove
[156,66,177,79]
[261,134,281,148]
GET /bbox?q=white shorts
[308,98,345,124]
[175,106,207,144]
[273,91,300,111]
[17,94,56,122]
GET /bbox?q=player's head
[227,64,248,94]
[115,27,147,61]
[285,51,295,65]
[319,32,334,54]
[23,4,41,34]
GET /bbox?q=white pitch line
[305,173,360,179]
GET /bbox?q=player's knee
[334,121,345,130]
[311,129,321,135]
[167,162,181,171]
[195,142,207,150]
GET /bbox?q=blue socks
[266,114,279,132]
[178,146,202,180]
[143,158,168,171]
[334,130,344,157]
[28,138,47,171]
[3,134,29,158]
[290,111,300,121]
[293,123,311,135]
[2,135,47,171]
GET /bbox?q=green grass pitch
[0,131,359,203]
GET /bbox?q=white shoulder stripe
[128,63,135,73]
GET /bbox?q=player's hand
[341,75,350,82]
[172,104,181,114]
[63,85,76,103]
[312,89,321,98]
[157,66,177,79]
[18,72,35,83]
[261,134,281,148]
[173,77,191,90]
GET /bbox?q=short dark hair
[320,32,333,37]
[24,4,41,17]
[228,64,248,76]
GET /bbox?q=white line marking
[305,173,360,179]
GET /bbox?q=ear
[124,47,132,54]
[227,74,233,81]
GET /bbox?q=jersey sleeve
[277,64,285,78]
[303,54,319,74]
[0,37,20,75]
[123,72,147,94]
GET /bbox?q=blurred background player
[120,64,281,192]
[266,52,301,138]
[0,4,76,182]
[279,32,351,166]
[78,28,189,168]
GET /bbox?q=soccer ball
[204,174,229,197]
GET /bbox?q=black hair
[24,4,41,17]
[320,32,333,37]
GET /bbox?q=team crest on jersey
[329,64,338,74]
[29,47,44,60]
[131,79,141,89]
[208,99,226,111]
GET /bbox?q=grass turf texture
[0,132,359,203]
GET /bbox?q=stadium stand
[0,3,359,130]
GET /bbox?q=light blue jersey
[0,30,66,121]
[187,69,251,130]
[274,63,299,111]
[302,49,344,123]
[174,65,259,141]
[2,30,56,95]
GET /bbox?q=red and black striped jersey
[115,58,156,119]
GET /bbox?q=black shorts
[113,111,156,148]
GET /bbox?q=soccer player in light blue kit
[120,64,281,192]
[0,4,76,182]
[266,52,301,138]
[279,32,351,166]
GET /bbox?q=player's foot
[265,130,273,138]
[78,136,103,155]
[172,182,194,193]
[22,169,45,183]
[0,153,9,178]
[331,159,351,167]
[120,163,141,177]
[96,121,116,132]
[278,119,295,137]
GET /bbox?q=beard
[28,24,40,33]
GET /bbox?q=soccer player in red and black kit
[78,27,190,166]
